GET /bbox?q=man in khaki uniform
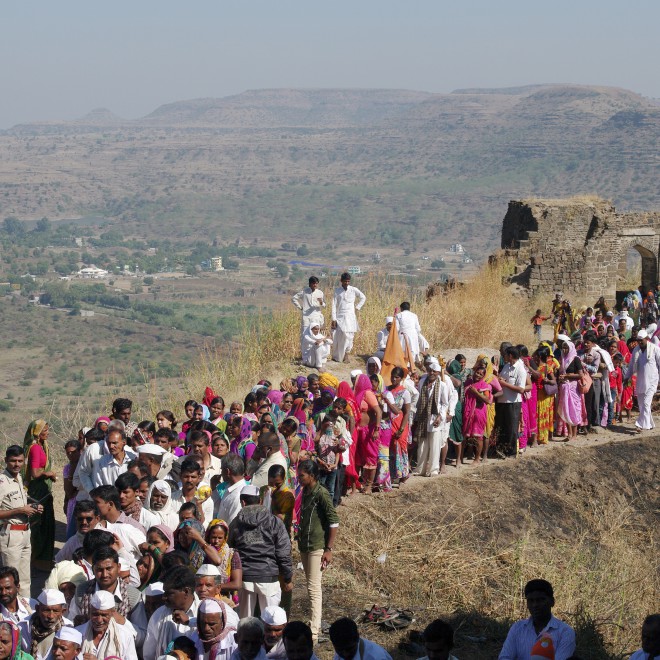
[0,445,43,597]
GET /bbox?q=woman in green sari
[23,420,57,571]
[0,621,34,660]
[447,355,471,465]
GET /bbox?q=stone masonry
[498,198,660,301]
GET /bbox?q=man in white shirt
[115,472,160,532]
[374,317,393,360]
[0,566,35,623]
[613,306,634,331]
[19,589,73,660]
[186,434,222,485]
[396,302,426,362]
[499,579,575,660]
[143,566,199,660]
[624,329,660,432]
[329,617,392,660]
[292,276,326,340]
[496,345,529,457]
[46,626,82,660]
[55,501,101,562]
[629,613,660,660]
[92,430,136,488]
[215,454,246,525]
[193,598,238,660]
[249,433,288,490]
[170,458,214,528]
[331,272,366,363]
[75,590,138,660]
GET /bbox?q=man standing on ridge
[292,276,326,340]
[331,272,366,363]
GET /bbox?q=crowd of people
[0,282,657,660]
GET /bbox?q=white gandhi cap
[137,444,167,456]
[90,590,116,610]
[37,589,66,606]
[261,606,287,626]
[196,564,221,577]
[55,627,83,646]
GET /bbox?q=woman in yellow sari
[532,343,559,444]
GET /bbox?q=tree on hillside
[431,259,445,270]
[296,244,309,257]
[35,217,51,233]
[3,217,23,235]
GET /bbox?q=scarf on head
[202,387,217,409]
[0,621,23,660]
[318,372,339,391]
[337,381,359,420]
[29,611,63,658]
[289,399,307,425]
[22,419,49,484]
[122,497,143,523]
[81,617,123,660]
[146,480,179,530]
[354,374,374,409]
[80,579,130,619]
[198,598,237,660]
[205,521,233,579]
[560,340,578,373]
[175,519,207,571]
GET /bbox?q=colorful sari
[230,417,256,462]
[462,376,492,438]
[536,356,559,443]
[354,374,379,469]
[388,385,410,482]
[23,420,55,567]
[475,354,500,440]
[337,381,360,488]
[558,341,584,427]
[520,357,538,449]
[0,621,34,660]
[446,360,471,444]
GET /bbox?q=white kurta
[292,287,326,334]
[331,285,366,361]
[625,342,660,429]
[396,310,424,360]
[301,327,332,369]
[374,327,389,359]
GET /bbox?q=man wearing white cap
[19,589,73,660]
[412,358,457,476]
[292,276,326,341]
[374,317,393,360]
[195,565,223,602]
[229,486,293,619]
[75,590,138,660]
[261,607,287,660]
[48,627,82,660]
[192,598,239,660]
[142,582,164,619]
[624,328,660,432]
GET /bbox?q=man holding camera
[0,445,43,597]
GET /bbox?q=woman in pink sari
[519,345,538,452]
[462,361,495,466]
[557,339,585,441]
[337,381,360,495]
[354,374,381,494]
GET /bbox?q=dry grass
[333,480,658,659]
[183,261,536,402]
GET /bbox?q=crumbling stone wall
[499,199,660,301]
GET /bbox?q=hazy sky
[1,0,658,128]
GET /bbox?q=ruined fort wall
[500,199,660,301]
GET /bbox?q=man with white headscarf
[301,324,332,369]
[374,317,393,360]
[75,591,138,660]
[146,480,179,530]
[412,358,457,476]
[624,329,660,431]
[191,598,238,660]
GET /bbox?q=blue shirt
[498,615,576,660]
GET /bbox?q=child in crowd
[609,352,624,425]
[530,309,550,342]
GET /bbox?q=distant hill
[0,84,658,259]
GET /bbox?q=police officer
[0,445,43,597]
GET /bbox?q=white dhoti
[332,326,355,362]
[414,425,448,477]
[635,385,657,429]
[302,341,332,369]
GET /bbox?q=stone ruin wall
[499,199,660,303]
